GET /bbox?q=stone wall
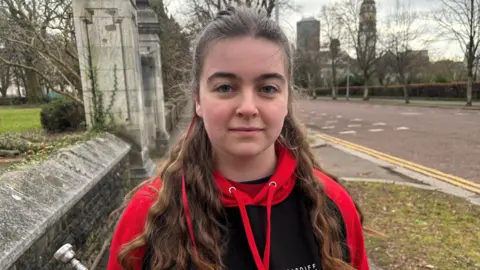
[0,134,132,270]
[165,99,188,134]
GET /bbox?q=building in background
[296,17,320,52]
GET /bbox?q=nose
[236,90,258,117]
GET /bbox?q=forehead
[202,37,287,80]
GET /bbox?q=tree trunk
[331,59,337,100]
[399,73,410,104]
[308,73,316,100]
[16,76,22,97]
[402,84,410,104]
[467,75,473,106]
[363,75,369,101]
[24,69,43,104]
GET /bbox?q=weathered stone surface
[73,0,158,181]
[0,133,131,270]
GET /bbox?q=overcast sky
[165,0,462,61]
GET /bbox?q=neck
[214,145,277,183]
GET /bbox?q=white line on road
[339,130,357,135]
[396,126,409,131]
[322,126,335,129]
[326,120,338,124]
[373,122,386,126]
[347,124,362,128]
[320,113,327,116]
[336,115,342,118]
[350,118,362,122]
[368,128,384,132]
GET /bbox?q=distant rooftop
[300,16,319,22]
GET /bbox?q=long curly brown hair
[117,6,364,270]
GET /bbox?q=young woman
[108,6,369,270]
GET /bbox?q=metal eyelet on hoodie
[269,181,277,187]
[229,186,237,194]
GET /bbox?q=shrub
[40,98,86,133]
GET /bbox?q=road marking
[368,128,384,132]
[310,111,316,115]
[373,122,386,126]
[326,120,338,124]
[336,115,343,118]
[350,118,362,122]
[455,113,466,116]
[396,126,409,131]
[320,113,327,116]
[322,126,335,129]
[347,124,362,128]
[315,133,480,194]
[339,130,357,135]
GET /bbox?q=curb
[308,135,480,206]
[339,177,438,191]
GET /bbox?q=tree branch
[0,54,83,104]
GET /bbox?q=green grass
[344,181,480,270]
[0,107,42,133]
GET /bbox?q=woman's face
[196,37,289,158]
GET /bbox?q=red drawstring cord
[230,182,276,270]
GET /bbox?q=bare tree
[0,0,81,104]
[0,63,11,98]
[294,50,323,97]
[183,0,297,34]
[434,0,480,106]
[336,0,380,100]
[329,39,340,99]
[429,59,468,82]
[374,53,394,88]
[320,4,346,100]
[382,0,429,103]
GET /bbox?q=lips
[229,127,263,132]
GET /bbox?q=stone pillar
[73,0,156,180]
[137,0,170,157]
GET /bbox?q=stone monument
[72,0,170,179]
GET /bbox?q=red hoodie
[108,144,369,270]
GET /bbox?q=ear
[195,95,203,118]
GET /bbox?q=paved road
[295,100,480,184]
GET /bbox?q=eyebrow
[206,72,286,84]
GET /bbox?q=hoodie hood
[214,143,297,207]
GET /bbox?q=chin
[224,142,271,157]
